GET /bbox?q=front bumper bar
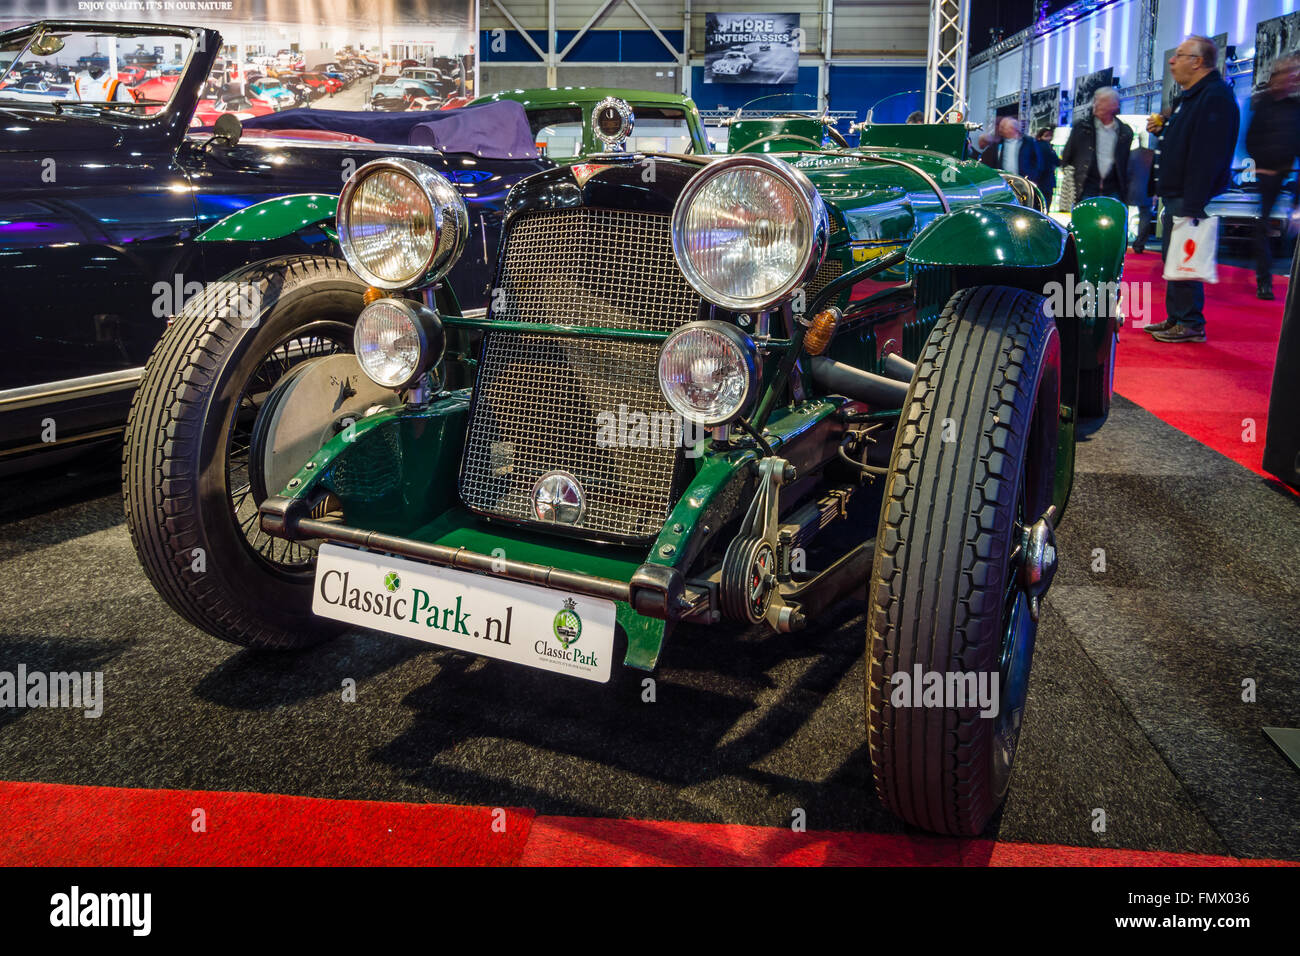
[260,496,690,619]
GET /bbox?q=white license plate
[312,543,615,683]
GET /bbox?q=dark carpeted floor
[0,397,1296,859]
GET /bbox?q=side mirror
[30,34,65,57]
[211,112,242,147]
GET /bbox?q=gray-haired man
[1061,86,1132,202]
[1147,35,1240,344]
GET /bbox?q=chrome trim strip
[0,368,144,409]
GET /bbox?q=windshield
[526,104,697,157]
[528,106,584,157]
[0,26,195,113]
[625,106,695,153]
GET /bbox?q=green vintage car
[123,102,1127,835]
[469,86,711,159]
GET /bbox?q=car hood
[0,109,124,151]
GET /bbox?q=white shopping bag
[1162,215,1219,283]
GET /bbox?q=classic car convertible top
[226,102,541,158]
[123,95,1127,835]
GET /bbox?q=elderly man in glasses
[1145,35,1240,343]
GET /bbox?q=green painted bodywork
[470,86,711,158]
[196,193,338,243]
[271,385,849,671]
[726,116,832,154]
[854,122,971,159]
[640,399,845,582]
[1066,196,1128,370]
[907,203,1068,268]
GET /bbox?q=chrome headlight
[657,321,758,427]
[671,154,828,312]
[353,297,445,390]
[337,158,468,290]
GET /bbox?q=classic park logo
[537,597,599,669]
[552,598,582,649]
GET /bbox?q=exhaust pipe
[808,356,909,408]
[882,353,917,383]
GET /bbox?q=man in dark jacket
[980,116,1040,182]
[1061,86,1132,202]
[1147,36,1241,343]
[1245,56,1300,299]
[1033,127,1060,208]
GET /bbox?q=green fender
[196,193,338,243]
[1066,196,1128,370]
[906,202,1068,269]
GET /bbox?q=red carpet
[0,780,533,866]
[1115,252,1287,482]
[2,781,1293,866]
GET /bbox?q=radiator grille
[491,208,699,331]
[460,208,698,539]
[806,257,844,301]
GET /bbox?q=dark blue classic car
[0,20,545,468]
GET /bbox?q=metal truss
[970,0,1123,67]
[698,108,858,124]
[488,0,682,86]
[1134,0,1158,112]
[925,0,970,122]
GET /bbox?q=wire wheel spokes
[226,327,352,571]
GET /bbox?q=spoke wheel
[226,321,352,571]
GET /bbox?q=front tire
[123,256,367,649]
[867,285,1061,835]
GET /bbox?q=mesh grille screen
[806,257,843,300]
[490,208,699,331]
[460,209,699,538]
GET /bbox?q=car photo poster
[1254,15,1300,92]
[1030,85,1061,136]
[703,13,801,84]
[4,0,479,109]
[1071,67,1114,123]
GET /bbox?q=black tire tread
[867,284,1056,835]
[122,255,357,650]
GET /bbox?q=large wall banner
[1,1,478,112]
[1071,67,1113,122]
[1030,85,1061,134]
[1254,15,1300,91]
[703,13,799,85]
